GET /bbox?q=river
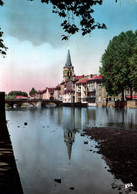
[6,107,137,194]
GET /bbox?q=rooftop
[38,89,47,94]
[76,74,103,84]
[65,50,72,67]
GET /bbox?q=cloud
[0,36,103,93]
[2,0,64,46]
[1,0,137,47]
[0,0,137,93]
[0,37,67,92]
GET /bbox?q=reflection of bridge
[5,99,62,108]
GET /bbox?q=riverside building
[36,50,137,107]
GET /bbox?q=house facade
[75,74,105,106]
[54,85,61,100]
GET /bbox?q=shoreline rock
[85,127,137,192]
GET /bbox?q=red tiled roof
[47,88,54,92]
[60,81,67,85]
[16,96,28,99]
[95,74,103,79]
[76,79,89,84]
[76,74,103,84]
[87,74,103,82]
[38,89,47,94]
[75,75,85,80]
[126,96,137,99]
[75,75,89,81]
[64,89,70,93]
[55,85,61,90]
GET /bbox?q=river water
[6,107,137,194]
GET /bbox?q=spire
[65,50,72,67]
[64,131,75,160]
[66,142,72,160]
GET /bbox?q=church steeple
[63,50,74,82]
[64,131,75,160]
[65,50,72,67]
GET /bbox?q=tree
[0,1,7,57]
[0,0,122,57]
[0,28,7,57]
[29,88,37,96]
[128,42,137,92]
[0,0,3,6]
[0,0,118,49]
[8,91,28,97]
[28,0,108,40]
[100,30,137,100]
[5,95,16,100]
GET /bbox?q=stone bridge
[5,99,62,108]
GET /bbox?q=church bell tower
[63,50,74,82]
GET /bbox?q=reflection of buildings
[85,108,96,125]
[63,108,77,160]
[76,108,82,130]
[64,130,76,160]
[57,107,63,126]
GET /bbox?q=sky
[0,0,137,93]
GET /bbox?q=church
[63,50,75,82]
[60,50,105,106]
[38,50,135,107]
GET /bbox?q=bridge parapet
[5,98,62,108]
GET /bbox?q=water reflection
[6,107,137,194]
[61,107,137,130]
[62,108,77,160]
[28,106,137,131]
[64,129,76,160]
[57,107,63,126]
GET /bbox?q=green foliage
[5,95,16,100]
[29,87,37,96]
[28,0,110,40]
[8,91,28,97]
[100,30,137,100]
[0,2,7,57]
[0,0,3,6]
[0,28,7,57]
[0,0,118,56]
[128,43,137,91]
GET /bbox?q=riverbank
[0,122,23,194]
[85,127,137,192]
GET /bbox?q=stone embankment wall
[127,100,137,108]
[0,92,23,193]
[97,101,115,108]
[0,92,6,122]
[97,100,137,109]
